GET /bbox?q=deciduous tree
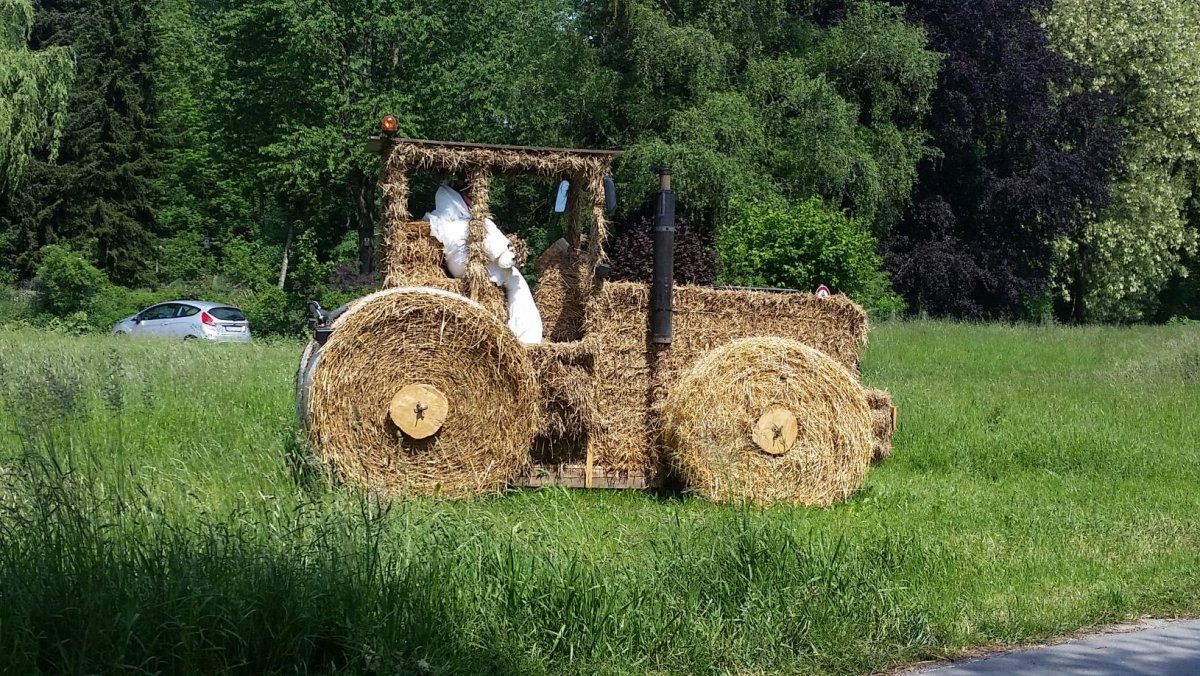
[1045,0,1200,321]
[883,0,1122,319]
[214,0,604,277]
[589,0,941,237]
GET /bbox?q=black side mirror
[603,175,617,215]
[308,301,329,328]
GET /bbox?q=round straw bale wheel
[300,287,539,498]
[662,337,873,506]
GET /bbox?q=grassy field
[1,322,1199,674]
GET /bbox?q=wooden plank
[585,442,594,489]
[512,464,649,490]
[711,285,804,294]
[368,136,624,157]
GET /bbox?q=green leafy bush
[86,286,180,332]
[718,197,904,313]
[237,286,306,338]
[237,286,374,340]
[286,230,331,297]
[45,311,94,335]
[156,233,216,285]
[221,238,280,291]
[33,245,110,316]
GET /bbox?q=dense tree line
[2,0,1198,332]
[884,0,1123,319]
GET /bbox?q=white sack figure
[424,185,543,344]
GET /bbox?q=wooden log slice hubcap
[389,383,449,439]
[753,404,798,456]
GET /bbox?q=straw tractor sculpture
[296,127,897,505]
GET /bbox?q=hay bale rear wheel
[300,287,539,498]
[662,337,873,506]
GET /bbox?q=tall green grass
[1,323,1199,674]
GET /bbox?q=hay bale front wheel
[298,287,539,498]
[662,337,873,506]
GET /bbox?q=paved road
[908,619,1200,675]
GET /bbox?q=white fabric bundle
[424,186,543,344]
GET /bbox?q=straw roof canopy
[383,139,620,182]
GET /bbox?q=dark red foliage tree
[608,215,718,287]
[883,0,1123,319]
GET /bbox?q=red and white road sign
[815,284,831,298]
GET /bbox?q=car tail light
[200,311,215,326]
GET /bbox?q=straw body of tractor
[296,137,896,505]
[297,223,894,503]
[575,280,876,482]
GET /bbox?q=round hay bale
[662,337,873,506]
[305,287,539,498]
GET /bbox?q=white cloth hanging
[423,185,543,344]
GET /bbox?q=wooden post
[465,168,492,301]
[585,441,595,489]
[380,150,411,288]
[564,179,583,251]
[353,169,376,276]
[586,170,609,266]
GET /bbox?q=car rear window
[209,307,246,322]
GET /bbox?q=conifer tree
[2,0,160,285]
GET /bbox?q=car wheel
[183,335,198,341]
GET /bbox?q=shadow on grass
[0,449,557,675]
[0,441,941,675]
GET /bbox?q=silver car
[112,300,252,342]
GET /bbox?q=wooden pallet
[512,463,650,490]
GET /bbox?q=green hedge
[718,196,906,315]
[18,246,371,339]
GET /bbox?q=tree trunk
[1063,241,1089,324]
[354,169,376,276]
[278,223,293,290]
[1068,266,1088,324]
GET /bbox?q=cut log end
[752,404,798,456]
[389,383,449,440]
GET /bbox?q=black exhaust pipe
[651,168,675,345]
